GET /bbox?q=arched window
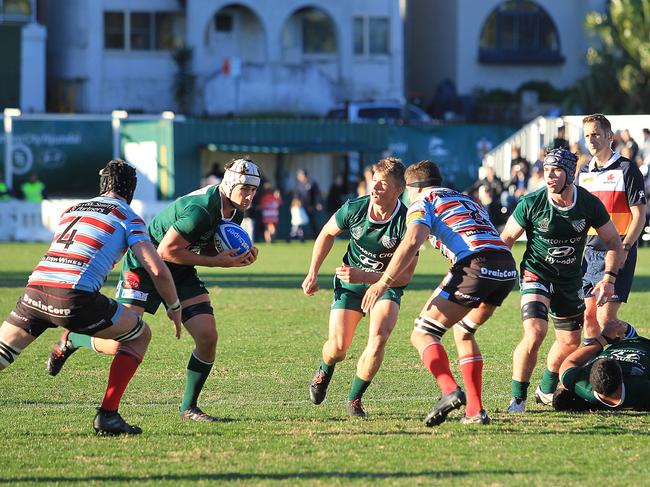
[479,0,564,64]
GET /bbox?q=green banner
[388,124,515,191]
[0,119,113,197]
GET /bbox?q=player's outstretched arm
[132,240,182,338]
[302,215,341,296]
[499,215,525,248]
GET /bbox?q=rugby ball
[214,222,253,256]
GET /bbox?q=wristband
[380,272,395,286]
[604,270,618,278]
[167,299,181,311]
[594,335,608,349]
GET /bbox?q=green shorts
[331,276,403,313]
[520,269,583,329]
[115,261,208,315]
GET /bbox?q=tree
[568,0,650,114]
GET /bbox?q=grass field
[1,241,649,486]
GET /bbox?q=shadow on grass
[0,469,530,484]
[0,271,444,291]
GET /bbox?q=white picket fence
[0,200,169,242]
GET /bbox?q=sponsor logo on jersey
[454,291,480,302]
[350,226,363,240]
[118,288,149,302]
[607,348,645,365]
[538,217,550,232]
[539,236,582,244]
[406,210,426,225]
[521,281,549,293]
[547,246,575,258]
[479,267,517,280]
[358,254,384,271]
[381,236,398,249]
[571,219,586,232]
[22,294,71,316]
[639,190,646,200]
[123,271,141,289]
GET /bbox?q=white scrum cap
[221,158,261,197]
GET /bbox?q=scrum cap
[221,158,261,198]
[543,148,578,186]
[99,159,137,204]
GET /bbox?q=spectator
[532,147,546,173]
[204,163,224,186]
[511,146,530,174]
[326,175,348,215]
[0,172,11,201]
[294,169,323,239]
[527,165,545,192]
[257,182,282,244]
[288,197,309,243]
[620,129,639,161]
[551,126,569,149]
[21,173,46,202]
[641,128,650,165]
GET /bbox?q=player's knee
[367,333,389,353]
[194,325,218,349]
[0,339,22,370]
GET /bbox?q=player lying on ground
[553,319,649,411]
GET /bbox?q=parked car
[326,100,433,124]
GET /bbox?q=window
[130,13,152,50]
[353,17,389,56]
[104,12,125,49]
[215,13,233,32]
[302,11,336,54]
[0,0,33,20]
[156,13,185,50]
[479,1,563,64]
[104,10,185,51]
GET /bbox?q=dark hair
[405,160,442,187]
[374,157,406,188]
[582,113,613,135]
[99,159,137,204]
[589,358,622,396]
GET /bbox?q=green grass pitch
[0,241,649,486]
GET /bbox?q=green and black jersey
[124,184,242,271]
[562,337,650,410]
[513,185,609,282]
[335,195,408,283]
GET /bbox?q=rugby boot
[424,387,466,427]
[179,406,219,422]
[534,386,554,406]
[309,369,332,405]
[46,331,77,377]
[93,408,142,435]
[346,399,367,418]
[507,397,526,413]
[460,409,491,425]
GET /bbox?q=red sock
[420,343,458,395]
[459,354,483,416]
[100,347,142,412]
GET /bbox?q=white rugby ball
[214,222,253,256]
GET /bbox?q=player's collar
[593,383,625,408]
[368,198,400,224]
[589,151,621,171]
[546,184,577,211]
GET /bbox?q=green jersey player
[555,319,649,411]
[303,157,417,417]
[46,157,260,422]
[500,148,623,413]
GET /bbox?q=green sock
[68,332,93,350]
[180,351,214,412]
[512,380,530,400]
[539,368,559,394]
[347,375,371,401]
[320,361,335,377]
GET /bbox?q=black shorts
[438,251,517,308]
[582,246,636,303]
[6,285,121,338]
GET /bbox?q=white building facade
[45,0,404,115]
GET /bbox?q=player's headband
[406,179,440,188]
